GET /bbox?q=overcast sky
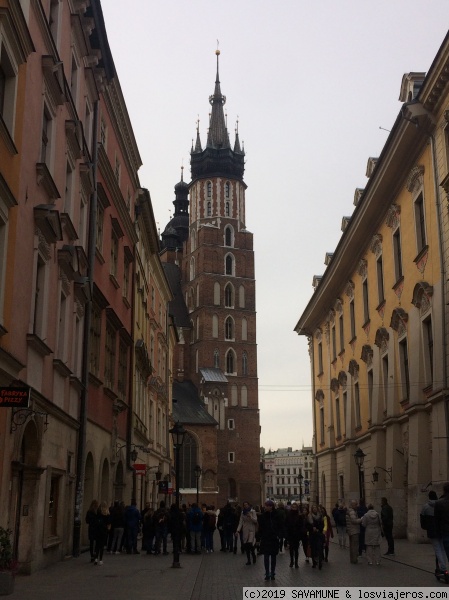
[100,1,448,451]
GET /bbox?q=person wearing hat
[259,500,281,581]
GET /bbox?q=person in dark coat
[333,502,347,549]
[259,500,280,581]
[85,499,99,562]
[94,501,111,565]
[110,500,125,554]
[124,498,141,554]
[169,503,183,558]
[142,507,155,554]
[357,498,368,556]
[380,497,394,556]
[188,502,203,553]
[432,485,449,572]
[307,504,324,569]
[154,500,170,555]
[221,502,236,552]
[285,502,303,568]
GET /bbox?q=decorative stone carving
[361,345,373,367]
[374,327,390,353]
[412,282,433,315]
[370,233,383,257]
[348,359,359,379]
[314,328,322,342]
[390,308,408,337]
[386,204,401,229]
[345,280,355,299]
[315,389,324,405]
[357,259,367,278]
[334,299,343,315]
[338,371,347,389]
[406,165,425,193]
[324,323,330,345]
[328,309,335,324]
[330,378,339,393]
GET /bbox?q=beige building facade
[295,33,449,542]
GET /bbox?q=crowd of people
[84,486,449,583]
[84,495,399,580]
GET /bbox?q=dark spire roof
[160,167,190,251]
[190,51,245,182]
[234,119,242,153]
[194,118,202,153]
[206,51,230,149]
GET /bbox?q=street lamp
[194,464,202,505]
[353,448,366,500]
[297,472,304,509]
[169,421,186,568]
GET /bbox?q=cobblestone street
[13,537,447,600]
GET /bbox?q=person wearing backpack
[422,491,448,579]
[188,503,203,553]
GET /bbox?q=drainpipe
[73,100,99,557]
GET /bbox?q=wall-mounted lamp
[372,466,392,483]
[116,442,151,462]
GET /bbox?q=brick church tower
[161,51,261,506]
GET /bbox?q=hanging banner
[0,387,30,408]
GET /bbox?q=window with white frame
[228,452,235,463]
[382,354,389,413]
[57,289,68,361]
[225,225,233,247]
[350,300,356,340]
[414,192,427,253]
[225,254,234,276]
[224,283,233,307]
[225,316,234,340]
[368,369,373,423]
[377,255,385,304]
[242,352,248,375]
[423,316,433,385]
[41,104,53,165]
[110,230,118,278]
[228,418,235,430]
[64,161,74,217]
[339,313,344,353]
[354,381,361,428]
[48,0,61,48]
[399,338,410,401]
[0,38,18,138]
[0,180,15,330]
[33,254,48,338]
[226,349,235,374]
[362,279,369,324]
[335,395,341,438]
[393,228,403,281]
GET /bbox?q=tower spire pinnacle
[207,47,230,149]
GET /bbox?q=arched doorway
[13,421,44,573]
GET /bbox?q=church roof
[206,50,230,150]
[162,263,191,327]
[172,380,218,425]
[199,368,228,383]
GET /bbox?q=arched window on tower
[179,432,198,488]
[226,349,236,374]
[191,229,196,252]
[242,351,248,375]
[225,254,234,276]
[207,181,212,197]
[225,316,234,340]
[214,282,220,305]
[207,201,212,216]
[225,181,230,198]
[224,226,234,247]
[225,283,234,308]
[214,348,219,368]
[225,201,230,217]
[190,257,195,281]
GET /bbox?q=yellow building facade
[295,33,449,541]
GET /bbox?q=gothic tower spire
[206,50,230,149]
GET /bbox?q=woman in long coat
[236,501,258,565]
[361,503,383,565]
[259,500,280,581]
[285,502,303,568]
[307,504,324,569]
[85,499,99,562]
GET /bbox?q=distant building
[263,447,314,503]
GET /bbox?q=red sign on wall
[133,463,146,474]
[0,387,30,408]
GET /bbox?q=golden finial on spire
[216,39,220,56]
